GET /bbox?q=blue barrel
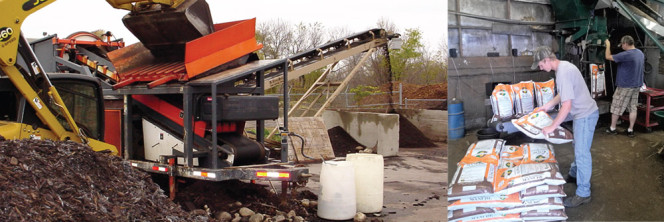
[448,100,465,140]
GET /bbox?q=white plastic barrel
[346,153,384,213]
[317,160,356,220]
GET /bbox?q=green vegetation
[350,85,381,104]
[389,28,424,82]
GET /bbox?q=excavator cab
[0,73,106,142]
[107,0,214,57]
[0,0,117,154]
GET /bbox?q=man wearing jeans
[531,46,599,208]
[605,35,644,137]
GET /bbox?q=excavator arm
[0,0,53,67]
[0,0,117,154]
[105,0,186,11]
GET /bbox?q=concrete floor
[448,115,664,220]
[304,143,447,222]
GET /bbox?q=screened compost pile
[0,139,204,222]
[327,126,365,157]
[399,116,437,148]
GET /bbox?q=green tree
[388,28,424,81]
[349,85,381,104]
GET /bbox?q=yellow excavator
[0,0,214,155]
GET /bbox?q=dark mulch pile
[399,116,436,148]
[327,126,364,157]
[0,139,203,222]
[174,180,314,218]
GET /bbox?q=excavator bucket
[121,0,214,57]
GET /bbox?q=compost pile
[327,126,365,157]
[0,139,204,222]
[359,82,447,110]
[173,180,318,221]
[399,116,437,148]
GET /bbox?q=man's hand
[605,39,614,61]
[542,125,556,136]
[534,105,550,113]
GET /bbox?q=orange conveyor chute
[108,18,263,89]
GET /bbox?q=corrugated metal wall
[448,0,556,130]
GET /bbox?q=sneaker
[605,128,617,135]
[565,175,577,184]
[563,195,591,207]
[626,130,635,138]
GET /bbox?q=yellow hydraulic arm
[0,0,117,154]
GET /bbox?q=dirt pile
[359,82,447,110]
[173,180,318,221]
[399,116,436,148]
[327,126,365,157]
[0,139,203,221]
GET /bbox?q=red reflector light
[152,166,168,172]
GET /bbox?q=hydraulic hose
[289,132,315,160]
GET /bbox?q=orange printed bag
[493,163,565,195]
[512,81,536,117]
[458,139,504,166]
[535,79,555,107]
[448,162,497,200]
[448,193,522,211]
[511,110,553,139]
[499,145,524,160]
[521,143,557,164]
[490,84,515,120]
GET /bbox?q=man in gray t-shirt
[531,46,599,208]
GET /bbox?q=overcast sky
[22,0,446,50]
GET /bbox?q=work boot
[626,130,635,138]
[565,175,576,184]
[605,128,617,135]
[563,195,591,207]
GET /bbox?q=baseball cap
[531,46,554,70]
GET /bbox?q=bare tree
[376,17,399,36]
[256,19,293,59]
[291,22,325,54]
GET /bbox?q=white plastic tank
[317,160,356,220]
[346,153,384,213]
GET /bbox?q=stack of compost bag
[448,139,568,222]
[490,79,556,123]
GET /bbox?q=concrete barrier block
[323,110,399,157]
[397,109,446,142]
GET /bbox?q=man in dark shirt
[605,35,645,137]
